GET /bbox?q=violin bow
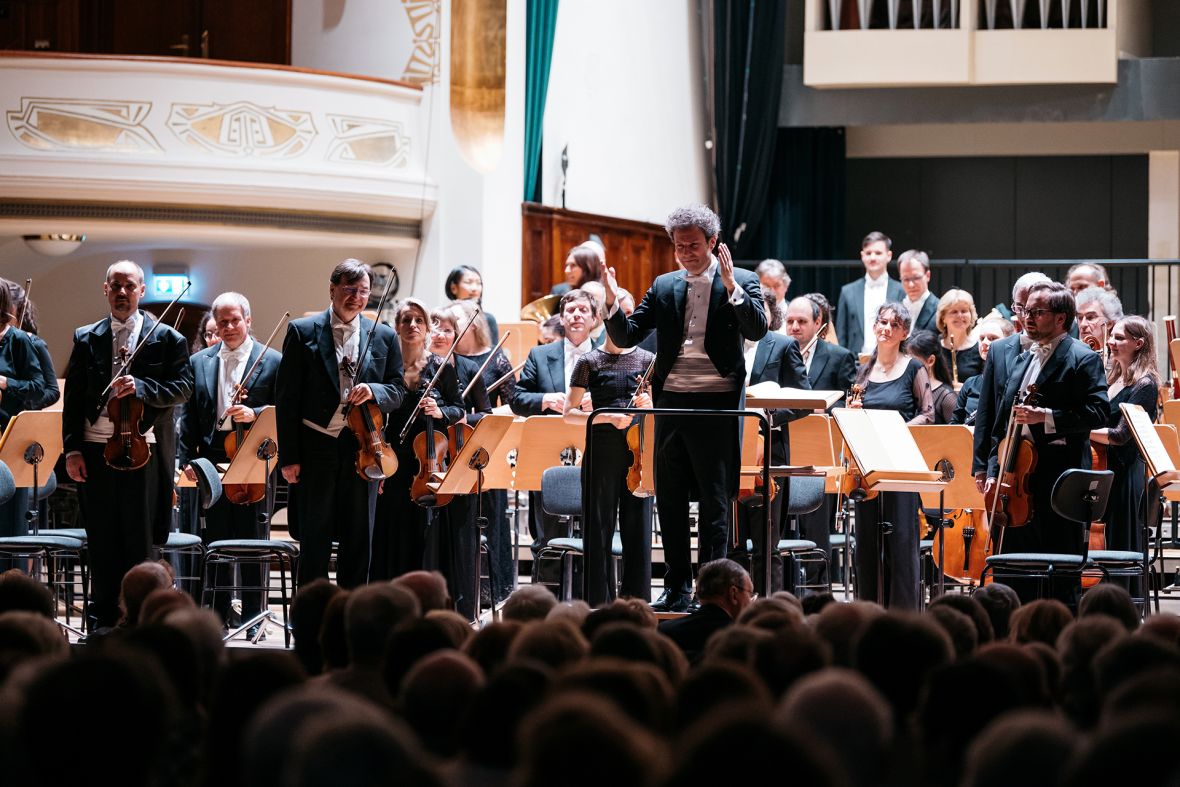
[15,278,31,331]
[214,311,290,430]
[398,304,481,443]
[486,361,526,395]
[100,280,191,401]
[461,329,511,400]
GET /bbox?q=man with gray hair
[1075,286,1123,350]
[972,272,1051,487]
[657,558,754,661]
[604,204,767,612]
[179,291,282,632]
[755,259,791,334]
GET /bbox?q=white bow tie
[111,316,135,333]
[219,345,248,362]
[1030,343,1053,361]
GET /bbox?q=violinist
[1076,286,1123,352]
[0,282,47,568]
[372,299,463,581]
[452,300,517,604]
[178,292,280,629]
[3,279,58,410]
[275,259,406,588]
[429,306,492,619]
[951,316,1014,426]
[732,292,809,595]
[62,260,192,630]
[1090,316,1160,559]
[563,322,656,607]
[846,302,934,610]
[981,281,1108,603]
[906,330,956,424]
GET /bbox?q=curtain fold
[524,0,560,202]
[712,0,787,257]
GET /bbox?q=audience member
[501,584,557,622]
[391,570,450,613]
[118,560,174,628]
[659,559,755,663]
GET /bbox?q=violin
[411,391,453,508]
[626,355,657,498]
[101,280,190,471]
[341,357,399,482]
[103,346,151,470]
[985,384,1041,531]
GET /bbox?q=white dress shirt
[304,309,363,438]
[563,337,592,392]
[217,337,254,429]
[861,273,889,355]
[82,311,156,445]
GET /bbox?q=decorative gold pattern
[401,0,441,86]
[7,98,162,153]
[167,101,314,158]
[325,115,410,167]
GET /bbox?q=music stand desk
[0,410,63,488]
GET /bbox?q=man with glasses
[973,272,1050,487]
[897,249,938,333]
[657,558,755,663]
[276,259,406,587]
[179,292,281,631]
[980,281,1108,602]
[63,260,193,630]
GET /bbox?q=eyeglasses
[732,584,758,600]
[203,331,217,340]
[1023,308,1054,320]
[337,286,371,298]
[875,318,904,330]
[1010,304,1026,315]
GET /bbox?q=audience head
[118,561,174,628]
[501,584,557,623]
[695,559,755,619]
[507,619,589,670]
[391,571,450,614]
[973,582,1021,640]
[859,230,892,279]
[291,579,343,676]
[929,594,995,645]
[1009,599,1073,646]
[459,660,552,769]
[1078,584,1139,632]
[897,249,931,302]
[398,650,486,757]
[854,612,953,721]
[961,710,1075,787]
[344,583,420,668]
[462,619,522,676]
[138,586,194,625]
[0,569,55,618]
[813,600,883,667]
[546,600,591,628]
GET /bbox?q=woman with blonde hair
[1091,315,1162,556]
[936,288,982,386]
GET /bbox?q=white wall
[541,0,710,225]
[291,0,413,78]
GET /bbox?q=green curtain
[712,0,786,258]
[524,0,559,202]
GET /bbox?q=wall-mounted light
[22,234,85,256]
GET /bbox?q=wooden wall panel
[520,203,677,312]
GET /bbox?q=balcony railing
[823,0,1107,31]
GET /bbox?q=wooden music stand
[789,414,846,494]
[496,321,540,366]
[0,410,63,489]
[833,408,947,604]
[512,415,586,493]
[909,425,985,510]
[221,407,279,486]
[1122,403,1180,498]
[745,382,844,410]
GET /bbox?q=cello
[217,312,290,505]
[101,281,190,470]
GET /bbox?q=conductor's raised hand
[602,266,619,309]
[717,242,736,293]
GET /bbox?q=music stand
[433,414,516,623]
[910,425,986,595]
[832,408,946,605]
[0,411,64,535]
[221,407,280,527]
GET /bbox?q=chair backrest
[541,465,582,516]
[786,474,825,515]
[1050,469,1114,525]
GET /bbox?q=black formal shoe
[651,590,691,613]
[686,597,701,614]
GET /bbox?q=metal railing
[824,0,1107,30]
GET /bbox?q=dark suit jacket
[62,313,193,541]
[985,335,1108,480]
[836,276,906,353]
[178,341,282,465]
[748,333,809,465]
[972,333,1024,475]
[511,340,566,415]
[605,267,767,397]
[912,294,939,334]
[657,603,734,662]
[806,340,858,395]
[275,309,405,469]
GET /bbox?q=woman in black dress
[936,288,983,387]
[907,329,956,424]
[0,283,46,561]
[373,299,464,581]
[564,333,655,607]
[445,265,499,345]
[1090,315,1161,557]
[847,302,934,610]
[447,300,517,603]
[952,316,1014,425]
[429,307,493,620]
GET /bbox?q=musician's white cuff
[729,288,745,306]
[1043,410,1057,434]
[606,300,619,318]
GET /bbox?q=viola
[985,385,1041,530]
[103,348,151,471]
